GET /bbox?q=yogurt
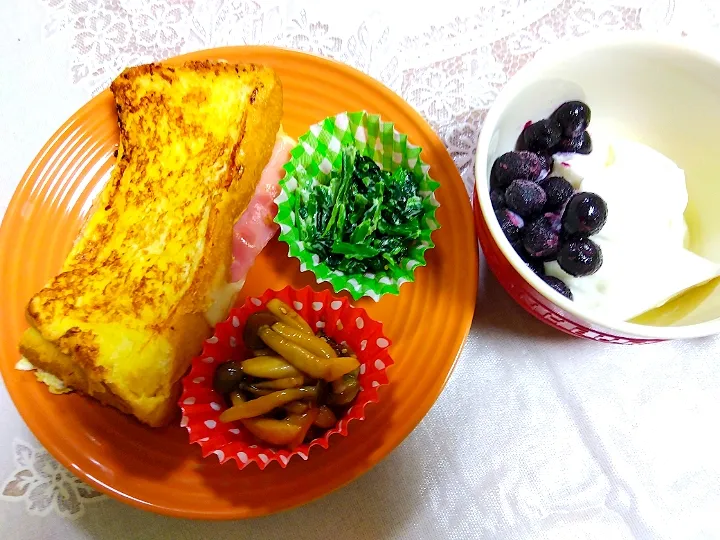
[545,134,720,321]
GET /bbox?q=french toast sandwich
[20,60,283,427]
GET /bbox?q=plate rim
[0,44,479,519]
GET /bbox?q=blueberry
[490,188,506,210]
[538,176,574,211]
[536,151,553,176]
[511,239,524,255]
[505,179,546,218]
[527,257,546,276]
[552,101,591,138]
[490,151,544,189]
[562,192,608,237]
[512,239,546,275]
[522,216,560,259]
[495,208,525,244]
[558,238,602,277]
[542,275,573,300]
[515,130,528,152]
[554,131,592,155]
[543,212,562,235]
[522,119,562,152]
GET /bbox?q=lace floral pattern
[1,439,104,519]
[37,0,720,196]
[11,0,720,521]
[37,0,720,198]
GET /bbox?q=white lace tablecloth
[2,1,720,538]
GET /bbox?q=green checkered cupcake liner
[274,111,441,301]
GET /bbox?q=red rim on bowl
[472,193,661,344]
[179,286,393,470]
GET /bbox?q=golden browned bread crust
[20,61,283,427]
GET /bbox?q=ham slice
[230,133,295,282]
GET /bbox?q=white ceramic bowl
[475,33,720,343]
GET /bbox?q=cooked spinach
[296,146,424,275]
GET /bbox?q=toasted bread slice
[20,61,283,427]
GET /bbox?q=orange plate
[0,46,478,519]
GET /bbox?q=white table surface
[2,1,720,539]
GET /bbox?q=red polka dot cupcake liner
[179,285,393,470]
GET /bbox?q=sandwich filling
[206,130,295,325]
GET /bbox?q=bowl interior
[482,38,720,328]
